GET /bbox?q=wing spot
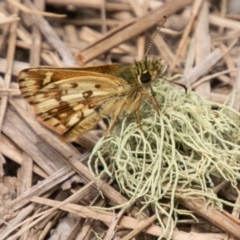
[22,94,31,98]
[71,82,78,88]
[80,110,84,118]
[59,101,69,106]
[18,78,25,83]
[83,90,93,99]
[73,103,84,111]
[95,84,101,89]
[41,116,51,121]
[89,103,95,109]
[53,122,61,127]
[55,93,62,101]
[31,101,40,104]
[60,113,67,118]
[50,109,58,113]
[94,106,101,112]
[43,72,54,86]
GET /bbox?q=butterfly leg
[104,100,125,137]
[135,100,144,133]
[142,88,161,115]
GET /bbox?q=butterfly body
[18,59,163,141]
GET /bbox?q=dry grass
[1,0,240,239]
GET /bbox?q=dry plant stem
[15,24,60,65]
[46,0,132,11]
[104,206,128,240]
[24,0,43,192]
[136,31,145,62]
[0,21,10,53]
[121,214,157,240]
[212,180,229,194]
[31,197,229,240]
[1,206,60,240]
[210,92,228,104]
[0,135,47,178]
[191,69,237,90]
[61,17,121,28]
[100,0,107,34]
[38,182,96,240]
[128,0,144,16]
[3,105,67,174]
[17,153,33,195]
[67,221,83,239]
[178,198,240,239]
[29,0,43,67]
[180,39,237,85]
[0,153,5,177]
[209,14,240,31]
[24,206,59,240]
[17,0,43,209]
[194,1,210,98]
[170,0,203,71]
[7,0,66,17]
[64,25,79,50]
[75,133,100,149]
[226,194,240,240]
[229,54,240,112]
[64,156,129,206]
[0,12,18,132]
[22,0,75,66]
[77,198,106,239]
[212,30,240,42]
[0,166,74,222]
[219,0,227,35]
[221,44,237,79]
[0,88,20,95]
[77,21,135,61]
[16,26,31,45]
[2,204,38,239]
[104,211,117,240]
[79,26,134,56]
[31,197,166,238]
[4,182,94,240]
[8,98,129,206]
[0,15,19,25]
[128,0,148,61]
[218,74,233,85]
[38,211,62,240]
[0,58,29,75]
[78,0,193,63]
[184,36,195,75]
[154,34,175,67]
[18,118,33,196]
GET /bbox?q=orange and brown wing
[18,67,129,141]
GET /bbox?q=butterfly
[18,59,163,142]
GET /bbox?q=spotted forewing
[18,60,163,141]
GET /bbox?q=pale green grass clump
[89,80,240,238]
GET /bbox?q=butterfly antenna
[145,15,167,58]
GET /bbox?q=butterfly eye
[140,71,151,83]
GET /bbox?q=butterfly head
[135,58,163,86]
